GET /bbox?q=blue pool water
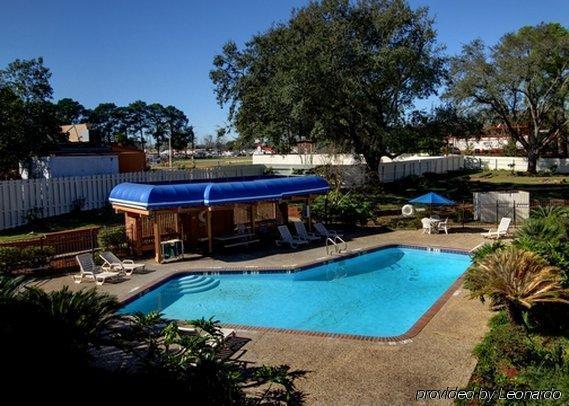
[121,247,471,337]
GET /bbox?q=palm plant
[22,286,119,355]
[465,247,569,324]
[470,241,505,264]
[515,207,569,273]
[530,205,568,220]
[0,274,26,302]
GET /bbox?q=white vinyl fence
[0,165,264,230]
[464,156,569,173]
[378,156,464,183]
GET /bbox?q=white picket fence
[0,165,264,230]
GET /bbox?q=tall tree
[54,98,89,124]
[0,57,52,102]
[126,100,150,148]
[409,105,483,155]
[210,0,445,174]
[0,58,61,178]
[89,103,123,143]
[147,103,167,152]
[446,23,569,173]
[163,105,193,151]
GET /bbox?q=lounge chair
[481,217,512,239]
[314,222,342,239]
[293,220,321,242]
[73,253,124,285]
[437,218,449,235]
[421,218,433,234]
[178,325,236,348]
[99,251,145,275]
[275,225,309,249]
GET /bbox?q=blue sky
[1,0,567,141]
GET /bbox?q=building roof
[108,175,329,210]
[61,123,91,142]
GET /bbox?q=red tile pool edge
[120,243,471,343]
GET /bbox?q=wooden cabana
[108,175,329,262]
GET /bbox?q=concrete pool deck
[36,228,493,405]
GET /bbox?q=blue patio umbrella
[409,192,455,205]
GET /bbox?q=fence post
[496,201,499,224]
[90,227,95,255]
[513,201,516,226]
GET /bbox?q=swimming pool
[121,247,471,338]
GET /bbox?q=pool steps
[166,275,220,294]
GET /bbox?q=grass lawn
[468,170,569,201]
[0,208,123,242]
[470,170,569,185]
[153,156,253,170]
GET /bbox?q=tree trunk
[506,302,525,326]
[558,134,568,158]
[361,150,382,185]
[527,150,538,174]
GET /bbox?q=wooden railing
[0,227,100,270]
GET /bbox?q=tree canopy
[0,58,62,178]
[446,23,569,173]
[211,0,446,172]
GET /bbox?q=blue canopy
[109,175,329,210]
[409,192,455,205]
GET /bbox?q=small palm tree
[465,247,569,324]
[22,286,119,354]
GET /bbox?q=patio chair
[178,324,236,348]
[293,220,321,242]
[275,225,309,249]
[73,253,124,285]
[314,222,342,238]
[481,217,512,239]
[437,218,449,235]
[99,251,145,276]
[421,218,433,234]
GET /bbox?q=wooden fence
[0,227,100,270]
[0,165,264,230]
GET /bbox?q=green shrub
[515,208,569,278]
[97,226,127,252]
[312,190,375,226]
[466,313,569,401]
[469,241,505,264]
[0,245,54,273]
[0,247,22,273]
[21,246,55,269]
[473,313,538,385]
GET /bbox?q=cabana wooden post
[109,176,329,262]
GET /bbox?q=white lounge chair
[421,218,433,234]
[437,218,449,235]
[481,217,512,239]
[178,325,236,349]
[99,251,145,276]
[293,221,321,242]
[314,222,342,238]
[73,253,124,285]
[275,225,309,249]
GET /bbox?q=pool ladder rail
[326,235,348,256]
